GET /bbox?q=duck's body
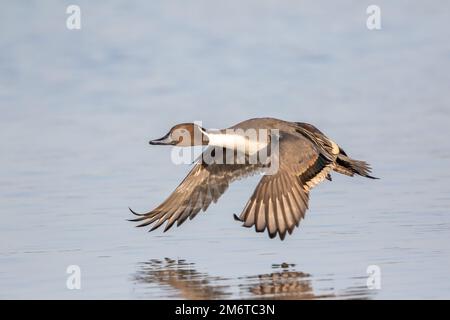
[130,118,376,240]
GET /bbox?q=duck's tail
[333,148,378,179]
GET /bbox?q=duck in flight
[129,118,377,240]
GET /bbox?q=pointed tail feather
[334,154,378,179]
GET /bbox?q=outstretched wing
[236,133,333,240]
[130,147,263,232]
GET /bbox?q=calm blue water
[1,0,449,299]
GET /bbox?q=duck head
[150,123,209,147]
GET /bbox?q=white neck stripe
[205,132,268,155]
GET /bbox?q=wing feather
[130,147,263,232]
[236,132,331,239]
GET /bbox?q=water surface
[1,0,450,299]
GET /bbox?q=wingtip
[163,221,176,233]
[129,207,144,216]
[233,213,243,222]
[268,231,277,239]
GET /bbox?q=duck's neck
[204,130,268,154]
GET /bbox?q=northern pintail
[130,118,377,240]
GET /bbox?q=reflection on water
[135,258,230,299]
[135,258,374,300]
[241,268,331,300]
